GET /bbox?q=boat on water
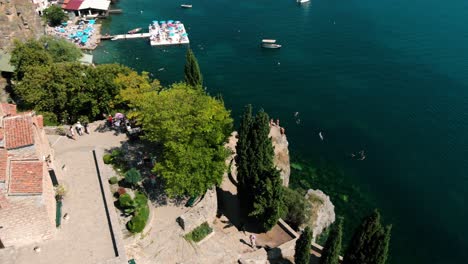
[262,39,277,44]
[297,0,310,3]
[262,43,282,49]
[181,4,192,8]
[128,27,142,34]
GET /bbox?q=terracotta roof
[8,160,43,195]
[64,0,84,10]
[4,115,34,149]
[0,148,7,182]
[0,103,17,117]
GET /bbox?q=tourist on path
[76,121,84,136]
[69,126,76,140]
[249,234,256,249]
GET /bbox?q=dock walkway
[111,33,151,40]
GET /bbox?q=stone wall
[269,126,291,186]
[177,187,217,234]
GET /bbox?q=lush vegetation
[320,218,343,264]
[281,186,310,230]
[236,105,283,231]
[344,210,391,264]
[125,168,142,188]
[295,226,313,264]
[184,48,203,87]
[184,222,213,243]
[126,83,233,197]
[43,5,67,26]
[109,176,119,185]
[118,192,150,233]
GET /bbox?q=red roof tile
[4,115,34,149]
[65,0,84,10]
[8,160,43,194]
[0,149,7,182]
[0,103,17,117]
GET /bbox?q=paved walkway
[14,122,127,264]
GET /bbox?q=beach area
[45,18,102,50]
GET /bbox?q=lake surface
[93,0,468,262]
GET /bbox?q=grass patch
[184,222,213,243]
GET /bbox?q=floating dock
[105,20,190,46]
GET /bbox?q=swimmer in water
[319,132,324,141]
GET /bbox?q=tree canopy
[43,5,67,26]
[129,83,233,197]
[320,218,343,264]
[184,48,203,87]
[295,226,313,264]
[236,107,283,231]
[344,210,392,264]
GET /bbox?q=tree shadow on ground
[216,187,265,234]
[266,247,293,264]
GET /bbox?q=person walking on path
[69,126,76,140]
[249,234,256,249]
[76,121,84,136]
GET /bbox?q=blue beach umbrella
[169,32,175,37]
[182,33,188,36]
[168,20,174,23]
[76,31,84,37]
[152,20,158,24]
[88,20,95,24]
[160,21,166,24]
[62,22,68,26]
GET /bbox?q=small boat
[319,132,324,141]
[262,43,282,49]
[297,0,310,3]
[262,39,277,44]
[128,27,142,34]
[181,4,192,8]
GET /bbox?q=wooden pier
[109,33,151,40]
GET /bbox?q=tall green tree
[344,210,392,264]
[131,83,233,197]
[235,104,253,203]
[184,48,203,87]
[321,218,343,264]
[43,5,67,26]
[40,36,82,63]
[295,226,313,264]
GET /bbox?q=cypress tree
[249,168,284,231]
[295,226,313,264]
[344,210,391,264]
[235,105,253,204]
[184,48,203,87]
[320,217,343,264]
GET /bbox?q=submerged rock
[305,189,336,241]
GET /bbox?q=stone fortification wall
[269,125,291,186]
[177,187,217,234]
[305,189,336,241]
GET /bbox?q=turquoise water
[93,0,468,263]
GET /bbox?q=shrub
[281,187,310,229]
[109,176,119,184]
[117,187,126,196]
[40,111,59,126]
[125,168,142,188]
[128,199,149,233]
[103,154,112,164]
[184,222,213,242]
[118,193,134,208]
[134,191,148,207]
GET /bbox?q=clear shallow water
[94,0,468,262]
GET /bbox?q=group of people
[107,114,134,133]
[68,121,89,140]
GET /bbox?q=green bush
[134,191,148,207]
[125,168,142,188]
[109,176,119,184]
[184,222,213,242]
[118,193,133,208]
[128,200,149,233]
[103,154,112,164]
[281,186,310,230]
[40,111,59,126]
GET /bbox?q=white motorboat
[181,4,192,8]
[262,39,277,44]
[297,0,310,3]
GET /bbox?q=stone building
[0,103,56,248]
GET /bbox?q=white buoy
[319,132,324,141]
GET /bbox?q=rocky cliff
[305,189,336,241]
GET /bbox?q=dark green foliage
[127,197,150,233]
[236,107,283,231]
[235,104,253,204]
[43,5,67,26]
[118,193,133,208]
[184,222,213,242]
[321,218,343,264]
[109,176,119,185]
[295,226,313,264]
[281,186,309,229]
[134,191,148,207]
[250,169,284,231]
[103,154,112,164]
[344,210,392,264]
[184,48,203,87]
[125,168,142,188]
